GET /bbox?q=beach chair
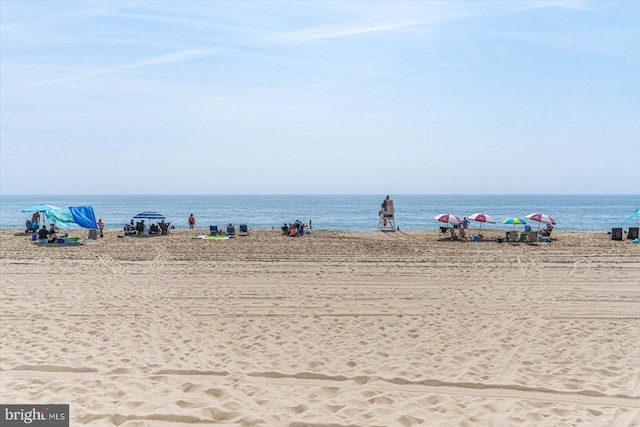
[159,222,170,235]
[526,231,538,244]
[459,228,468,240]
[628,227,639,240]
[505,231,519,242]
[25,220,39,233]
[449,228,459,240]
[209,225,219,236]
[239,224,249,236]
[226,224,236,236]
[439,227,448,239]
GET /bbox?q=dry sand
[1,228,639,426]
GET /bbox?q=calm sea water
[0,195,638,231]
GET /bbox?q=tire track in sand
[245,371,640,409]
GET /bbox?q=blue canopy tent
[46,206,99,229]
[618,209,639,228]
[131,211,168,235]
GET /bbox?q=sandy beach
[1,228,639,426]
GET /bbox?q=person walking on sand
[188,214,195,229]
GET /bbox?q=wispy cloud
[487,29,640,62]
[30,48,224,87]
[266,18,454,44]
[263,9,471,44]
[60,1,154,19]
[507,0,594,12]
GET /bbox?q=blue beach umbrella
[501,217,527,230]
[22,204,62,225]
[22,204,62,213]
[133,211,166,220]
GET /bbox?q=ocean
[0,195,638,231]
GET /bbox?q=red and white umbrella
[434,213,463,226]
[526,213,556,229]
[467,213,496,229]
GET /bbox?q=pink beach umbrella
[526,213,556,229]
[467,213,496,229]
[434,213,463,226]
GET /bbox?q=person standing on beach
[32,211,40,226]
[97,218,104,237]
[188,214,195,229]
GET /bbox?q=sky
[0,0,638,195]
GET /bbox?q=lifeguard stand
[377,196,396,232]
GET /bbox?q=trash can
[87,229,98,240]
[628,227,639,240]
[611,228,623,241]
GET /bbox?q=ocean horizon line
[2,193,638,197]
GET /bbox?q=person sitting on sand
[136,220,147,235]
[38,225,49,241]
[48,230,58,243]
[159,220,169,235]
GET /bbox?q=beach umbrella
[22,204,62,226]
[133,211,166,220]
[434,213,463,226]
[22,204,61,213]
[526,213,556,230]
[467,213,496,229]
[501,217,527,230]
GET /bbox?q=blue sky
[1,1,638,195]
